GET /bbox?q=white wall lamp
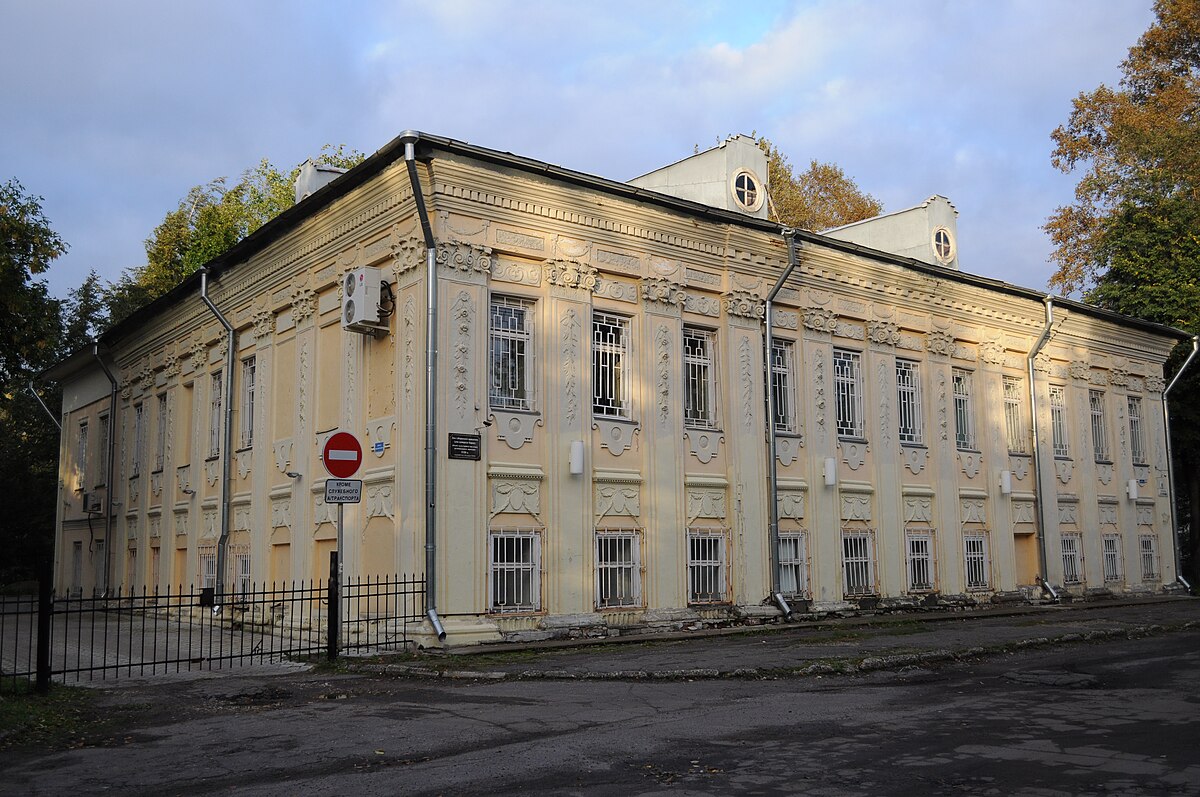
[823,457,837,487]
[569,441,585,475]
[1000,470,1013,496]
[1127,479,1139,501]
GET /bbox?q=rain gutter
[91,344,119,596]
[1162,335,1199,591]
[199,267,235,608]
[1027,296,1059,600]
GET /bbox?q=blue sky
[1,0,1154,299]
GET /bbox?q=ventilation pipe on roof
[401,131,447,643]
[763,231,801,620]
[1163,335,1199,592]
[91,344,119,597]
[199,267,235,611]
[1027,296,1059,601]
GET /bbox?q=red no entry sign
[322,432,363,479]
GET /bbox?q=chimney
[293,159,349,204]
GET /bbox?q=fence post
[35,556,52,694]
[327,550,339,661]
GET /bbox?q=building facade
[47,132,1187,646]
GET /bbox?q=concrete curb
[355,618,1199,683]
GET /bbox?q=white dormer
[628,134,770,220]
[823,195,960,270]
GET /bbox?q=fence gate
[1,555,425,692]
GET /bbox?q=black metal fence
[1,554,425,692]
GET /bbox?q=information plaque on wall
[448,433,482,461]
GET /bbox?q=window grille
[489,529,541,613]
[1139,534,1159,581]
[126,549,138,591]
[595,530,642,609]
[592,312,630,419]
[1102,534,1122,583]
[895,360,923,444]
[842,530,876,597]
[1049,385,1069,457]
[778,531,809,597]
[1128,396,1146,464]
[833,349,864,439]
[240,357,255,449]
[1089,389,1109,462]
[1003,376,1027,454]
[952,369,975,450]
[906,530,935,592]
[97,415,109,486]
[151,546,161,590]
[155,394,167,471]
[71,541,83,598]
[233,546,252,599]
[683,326,718,429]
[209,370,223,458]
[77,420,89,488]
[962,533,989,590]
[198,545,217,590]
[1061,535,1083,585]
[132,402,145,477]
[687,529,728,603]
[770,339,797,433]
[489,296,535,411]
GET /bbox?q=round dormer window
[731,169,765,213]
[932,227,955,265]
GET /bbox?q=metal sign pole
[337,501,344,578]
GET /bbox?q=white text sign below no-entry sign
[324,479,362,504]
[322,431,363,479]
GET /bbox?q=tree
[1046,0,1200,588]
[105,144,366,326]
[758,137,883,231]
[0,179,68,583]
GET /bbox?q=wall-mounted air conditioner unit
[83,492,103,514]
[341,267,387,335]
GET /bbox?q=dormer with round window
[627,134,771,219]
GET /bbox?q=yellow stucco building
[46,132,1189,646]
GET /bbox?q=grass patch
[0,681,101,751]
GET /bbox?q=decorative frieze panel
[979,339,1005,365]
[833,321,865,340]
[595,483,640,519]
[365,416,396,457]
[897,334,923,351]
[174,511,188,536]
[684,293,721,317]
[271,498,291,529]
[687,488,727,521]
[491,480,541,519]
[233,505,252,532]
[544,259,597,292]
[597,248,639,273]
[273,439,293,473]
[1145,375,1165,394]
[1055,459,1073,484]
[641,277,686,308]
[1008,456,1029,481]
[959,451,982,479]
[904,495,933,523]
[496,228,546,252]
[684,430,723,464]
[773,309,799,330]
[841,440,867,471]
[776,435,802,467]
[777,489,805,520]
[655,324,671,425]
[491,259,542,287]
[366,484,394,520]
[594,276,639,303]
[840,493,872,522]
[926,331,956,356]
[1012,499,1036,525]
[236,450,252,479]
[960,498,986,524]
[723,291,764,320]
[1097,500,1119,526]
[1058,500,1078,525]
[593,419,638,456]
[438,239,493,279]
[1136,502,1155,526]
[867,321,900,346]
[313,495,335,526]
[451,291,474,421]
[902,446,928,475]
[562,309,581,426]
[491,411,542,451]
[803,307,838,333]
[1096,462,1113,485]
[1069,361,1090,381]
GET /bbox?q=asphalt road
[4,603,1199,796]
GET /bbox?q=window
[833,348,864,439]
[240,357,255,449]
[1003,376,1027,454]
[731,170,763,212]
[1089,389,1109,462]
[895,360,923,444]
[199,545,217,590]
[489,296,534,411]
[97,415,109,485]
[842,530,876,597]
[1102,534,1123,583]
[932,227,955,265]
[1139,534,1159,581]
[778,531,809,597]
[1128,396,1146,464]
[687,529,728,603]
[906,530,935,592]
[132,402,145,477]
[683,326,718,429]
[964,533,990,590]
[952,369,975,450]
[151,546,161,591]
[1061,535,1083,585]
[155,394,167,471]
[234,547,252,598]
[71,541,83,598]
[592,312,630,419]
[770,339,797,433]
[1049,385,1069,457]
[126,549,137,592]
[209,370,223,458]
[595,530,641,609]
[77,420,89,488]
[489,530,541,613]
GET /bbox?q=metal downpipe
[1162,335,1199,592]
[199,267,236,609]
[402,132,446,642]
[26,379,61,431]
[91,344,119,596]
[1027,296,1059,600]
[764,231,800,620]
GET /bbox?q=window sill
[956,447,981,454]
[489,406,539,416]
[151,469,163,476]
[837,436,869,445]
[774,430,802,439]
[1054,456,1073,462]
[900,442,927,450]
[1094,459,1114,466]
[1008,451,1032,458]
[235,446,253,454]
[204,455,220,463]
[684,425,723,433]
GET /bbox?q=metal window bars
[687,530,728,603]
[895,360,922,444]
[240,357,256,450]
[1102,534,1122,582]
[1129,396,1146,464]
[963,534,989,590]
[833,349,863,439]
[1002,376,1027,454]
[595,530,642,609]
[489,297,534,411]
[592,312,630,419]
[841,530,876,596]
[952,369,975,450]
[209,370,223,458]
[770,339,796,433]
[778,531,808,597]
[1139,534,1159,581]
[489,529,541,613]
[1090,389,1109,461]
[683,326,718,429]
[906,530,934,592]
[1061,535,1083,585]
[1049,385,1070,458]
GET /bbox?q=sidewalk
[358,596,1200,681]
